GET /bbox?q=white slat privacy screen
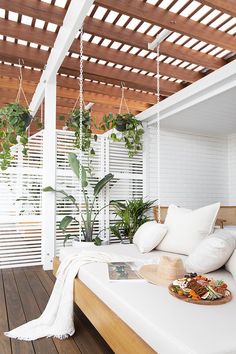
[0,129,144,268]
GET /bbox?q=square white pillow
[157,203,220,255]
[225,249,236,281]
[133,221,168,253]
[185,229,236,274]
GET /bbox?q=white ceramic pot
[72,239,96,250]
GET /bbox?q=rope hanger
[78,25,84,242]
[118,82,130,114]
[15,59,29,107]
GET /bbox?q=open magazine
[108,261,145,281]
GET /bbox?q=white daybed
[55,244,236,354]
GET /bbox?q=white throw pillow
[185,229,236,274]
[157,203,220,255]
[225,249,236,281]
[133,221,168,253]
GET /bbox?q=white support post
[42,75,57,270]
[142,122,150,199]
[29,0,94,117]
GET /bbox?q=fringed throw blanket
[5,251,131,341]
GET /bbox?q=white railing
[0,129,144,268]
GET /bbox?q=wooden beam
[30,0,94,117]
[0,0,65,25]
[84,18,224,71]
[198,0,236,18]
[0,19,202,83]
[95,0,236,52]
[0,64,157,104]
[0,77,150,111]
[0,0,224,70]
[0,42,181,94]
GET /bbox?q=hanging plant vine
[98,84,144,158]
[0,62,32,170]
[99,112,144,158]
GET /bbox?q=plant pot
[21,112,32,129]
[120,238,131,244]
[72,239,96,250]
[115,118,127,132]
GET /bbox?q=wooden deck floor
[0,266,114,354]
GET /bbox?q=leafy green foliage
[0,102,31,170]
[44,154,114,245]
[66,109,97,156]
[94,173,113,197]
[110,199,156,243]
[98,113,144,158]
[68,152,88,188]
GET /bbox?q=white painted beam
[41,75,57,270]
[137,59,236,126]
[29,0,94,116]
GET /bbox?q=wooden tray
[168,285,232,305]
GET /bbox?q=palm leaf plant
[43,152,114,245]
[110,199,156,243]
[0,102,32,170]
[98,113,144,158]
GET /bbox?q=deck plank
[1,266,114,354]
[13,268,58,354]
[2,269,35,354]
[37,269,113,354]
[24,268,82,354]
[0,270,11,354]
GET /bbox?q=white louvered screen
[104,138,144,243]
[0,132,43,268]
[0,129,144,268]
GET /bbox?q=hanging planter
[99,112,144,158]
[66,108,97,156]
[115,114,128,132]
[0,102,32,170]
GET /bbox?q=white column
[42,75,57,270]
[142,122,150,198]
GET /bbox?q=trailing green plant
[43,152,114,245]
[98,113,144,158]
[0,102,32,170]
[110,198,156,243]
[66,109,97,156]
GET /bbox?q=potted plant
[66,109,97,156]
[0,102,32,170]
[98,113,144,158]
[110,198,156,244]
[43,152,114,247]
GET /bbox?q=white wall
[228,134,236,205]
[145,127,229,208]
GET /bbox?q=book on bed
[108,262,144,281]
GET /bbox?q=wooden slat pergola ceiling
[0,0,236,133]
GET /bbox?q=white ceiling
[160,86,236,136]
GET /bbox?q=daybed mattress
[59,244,236,354]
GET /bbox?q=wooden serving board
[168,285,232,305]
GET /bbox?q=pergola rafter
[0,0,236,123]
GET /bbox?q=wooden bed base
[53,257,156,354]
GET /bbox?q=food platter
[168,285,232,305]
[168,274,232,305]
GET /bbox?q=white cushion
[185,229,236,274]
[133,221,168,253]
[157,203,220,255]
[225,249,236,281]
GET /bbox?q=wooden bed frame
[53,257,156,354]
[153,205,236,228]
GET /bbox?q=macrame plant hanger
[156,44,161,224]
[148,29,172,224]
[118,82,130,114]
[78,25,84,242]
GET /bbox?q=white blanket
[4,251,129,341]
